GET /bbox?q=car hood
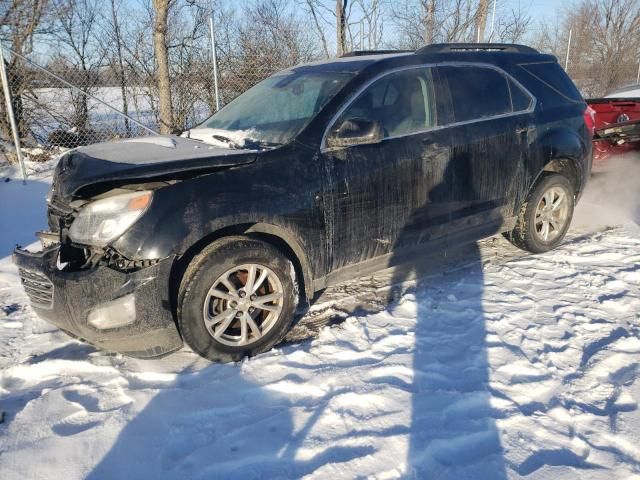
[53,135,258,200]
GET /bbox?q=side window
[334,68,436,139]
[438,66,512,122]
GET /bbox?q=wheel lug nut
[250,295,256,301]
[239,291,246,298]
[230,301,237,308]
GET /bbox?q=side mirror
[326,118,383,149]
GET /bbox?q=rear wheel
[505,173,575,253]
[177,236,297,362]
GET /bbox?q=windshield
[192,71,353,148]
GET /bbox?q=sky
[503,0,565,26]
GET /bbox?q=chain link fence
[0,36,292,167]
[0,48,261,164]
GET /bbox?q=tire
[177,236,297,362]
[505,173,575,253]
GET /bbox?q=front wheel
[177,236,297,362]
[505,173,575,253]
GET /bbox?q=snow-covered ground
[0,157,639,479]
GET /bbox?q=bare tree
[495,5,531,43]
[105,0,131,136]
[390,0,432,49]
[391,0,480,48]
[152,0,174,134]
[536,0,640,96]
[304,0,331,58]
[52,0,102,132]
[353,0,385,49]
[227,0,319,97]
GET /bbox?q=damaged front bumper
[13,242,183,358]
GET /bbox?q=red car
[587,85,640,171]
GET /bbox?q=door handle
[515,125,529,135]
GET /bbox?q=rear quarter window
[509,79,532,111]
[519,62,583,102]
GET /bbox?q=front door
[320,66,454,273]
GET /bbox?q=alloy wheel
[534,186,570,242]
[202,264,284,347]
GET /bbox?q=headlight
[68,191,153,247]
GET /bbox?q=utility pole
[488,0,497,42]
[565,29,572,71]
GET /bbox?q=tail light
[584,105,596,137]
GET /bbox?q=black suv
[15,44,592,362]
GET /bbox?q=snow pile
[183,127,260,149]
[0,159,54,256]
[1,160,639,479]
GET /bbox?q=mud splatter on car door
[320,67,454,271]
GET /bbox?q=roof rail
[340,49,412,58]
[416,43,539,54]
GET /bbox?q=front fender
[112,160,323,298]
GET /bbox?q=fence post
[0,45,27,183]
[208,14,220,112]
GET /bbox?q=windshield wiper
[242,139,283,150]
[212,135,282,151]
[187,128,283,150]
[211,134,242,149]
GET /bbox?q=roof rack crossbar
[340,49,412,58]
[416,43,539,54]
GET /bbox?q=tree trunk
[423,0,436,44]
[336,0,347,56]
[152,0,173,134]
[475,0,490,42]
[111,0,131,136]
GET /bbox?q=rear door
[435,64,535,231]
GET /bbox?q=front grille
[18,268,54,309]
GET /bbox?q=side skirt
[313,216,516,291]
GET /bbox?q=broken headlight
[68,191,152,247]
